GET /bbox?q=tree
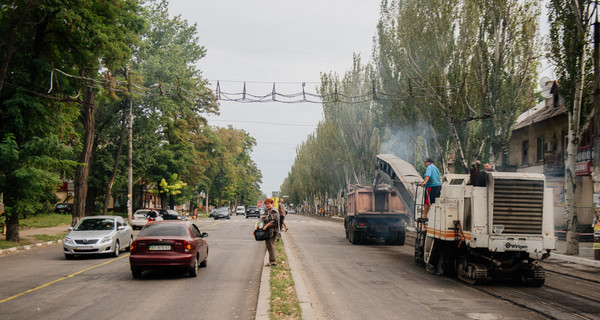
[375,0,540,173]
[547,0,596,255]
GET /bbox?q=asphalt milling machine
[374,154,555,286]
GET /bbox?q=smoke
[379,123,433,163]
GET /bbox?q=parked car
[287,208,296,214]
[161,209,187,221]
[129,221,208,278]
[235,206,245,215]
[208,208,216,218]
[213,207,231,220]
[245,206,261,219]
[63,215,133,259]
[131,209,164,230]
[54,203,73,214]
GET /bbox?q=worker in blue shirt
[419,158,441,219]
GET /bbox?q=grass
[0,239,31,249]
[269,237,302,320]
[33,232,69,242]
[18,213,71,229]
[0,213,71,249]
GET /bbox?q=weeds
[19,214,71,229]
[269,237,302,320]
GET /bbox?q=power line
[209,119,317,127]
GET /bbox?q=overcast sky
[167,0,382,197]
[167,1,555,198]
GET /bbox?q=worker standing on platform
[419,158,441,219]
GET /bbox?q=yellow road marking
[1,221,226,304]
[0,254,129,304]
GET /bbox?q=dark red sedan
[129,221,208,278]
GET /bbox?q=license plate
[149,245,171,251]
[76,246,92,250]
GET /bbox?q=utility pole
[127,72,133,222]
[592,4,600,260]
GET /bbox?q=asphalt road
[283,214,549,320]
[0,216,265,320]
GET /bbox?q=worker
[419,158,442,220]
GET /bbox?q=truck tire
[349,225,362,245]
[397,230,405,246]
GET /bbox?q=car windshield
[75,218,114,231]
[139,224,189,237]
[248,207,257,210]
[216,207,228,212]
[56,204,69,209]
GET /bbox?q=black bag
[254,228,272,241]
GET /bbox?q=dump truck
[376,154,555,286]
[344,184,408,245]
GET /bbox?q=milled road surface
[283,214,600,320]
[0,216,265,320]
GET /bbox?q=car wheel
[65,254,75,260]
[132,268,142,279]
[200,256,207,268]
[189,256,198,277]
[112,241,120,257]
[125,236,133,252]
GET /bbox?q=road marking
[0,254,129,304]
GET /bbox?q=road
[283,214,600,320]
[2,214,600,320]
[0,216,265,320]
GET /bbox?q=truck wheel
[397,230,405,246]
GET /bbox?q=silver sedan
[63,215,133,259]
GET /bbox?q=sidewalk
[550,240,600,267]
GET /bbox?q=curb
[0,239,62,255]
[549,253,600,268]
[255,251,271,320]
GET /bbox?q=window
[502,148,508,165]
[522,141,529,164]
[537,136,544,162]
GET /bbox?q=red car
[129,221,208,278]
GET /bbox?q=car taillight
[130,241,137,252]
[183,240,192,252]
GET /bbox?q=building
[502,80,594,229]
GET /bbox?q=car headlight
[101,236,114,244]
[64,237,74,245]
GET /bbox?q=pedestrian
[261,198,280,267]
[419,158,442,220]
[484,162,496,172]
[278,198,288,232]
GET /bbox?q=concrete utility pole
[127,78,133,222]
[592,10,600,260]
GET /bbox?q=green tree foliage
[376,0,539,172]
[0,0,141,239]
[282,56,382,209]
[0,1,264,241]
[283,0,541,208]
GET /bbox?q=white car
[63,216,133,259]
[235,206,245,215]
[131,209,163,230]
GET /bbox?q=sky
[167,0,382,196]
[166,1,555,197]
